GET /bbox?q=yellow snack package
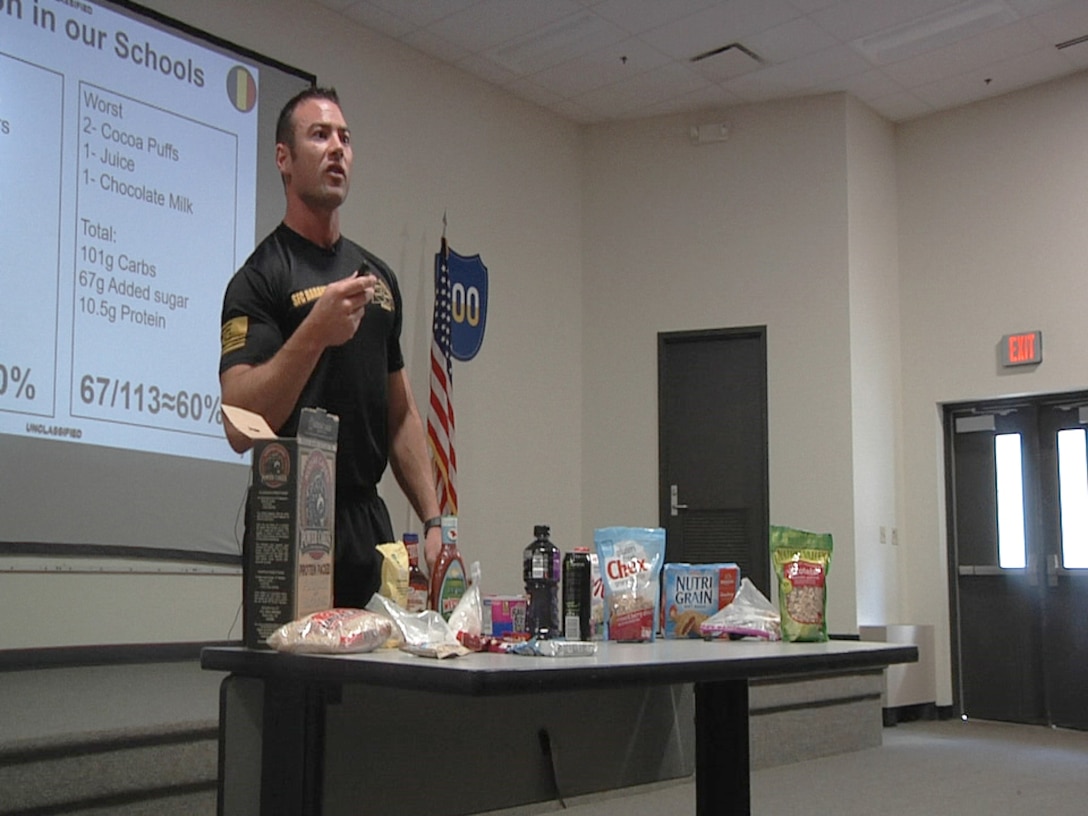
[377,541,410,608]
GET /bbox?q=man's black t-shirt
[220,223,405,604]
[220,223,404,491]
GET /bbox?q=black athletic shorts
[332,486,394,608]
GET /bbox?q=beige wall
[845,97,903,627]
[897,71,1088,702]
[581,95,858,631]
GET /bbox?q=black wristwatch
[423,516,442,534]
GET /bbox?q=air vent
[688,42,763,81]
[690,41,762,64]
[1056,33,1088,50]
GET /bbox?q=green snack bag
[770,525,833,642]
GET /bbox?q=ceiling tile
[638,0,802,60]
[423,0,584,55]
[882,20,1050,87]
[572,61,712,111]
[1056,41,1088,70]
[1022,0,1088,42]
[589,0,719,36]
[336,2,416,38]
[1006,0,1077,14]
[363,0,480,28]
[785,0,842,13]
[453,53,521,86]
[525,38,674,98]
[742,15,841,63]
[313,0,1088,125]
[482,10,629,74]
[811,0,971,43]
[910,45,1075,108]
[315,0,365,12]
[401,26,475,64]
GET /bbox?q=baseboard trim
[882,702,941,726]
[0,641,240,672]
[0,722,218,765]
[0,779,217,816]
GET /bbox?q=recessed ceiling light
[853,0,1017,65]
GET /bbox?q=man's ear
[275,142,290,177]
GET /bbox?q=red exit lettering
[1004,332,1041,366]
[1009,334,1033,362]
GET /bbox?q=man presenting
[219,87,441,607]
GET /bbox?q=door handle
[1046,553,1060,588]
[670,484,688,517]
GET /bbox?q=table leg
[694,678,750,816]
[260,679,328,816]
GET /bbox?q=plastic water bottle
[523,525,561,638]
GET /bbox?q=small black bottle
[523,524,561,639]
[562,547,592,641]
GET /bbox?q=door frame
[657,325,770,592]
[943,389,1088,723]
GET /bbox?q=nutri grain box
[225,405,338,649]
[661,562,741,638]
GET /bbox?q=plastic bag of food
[509,637,598,657]
[365,593,469,658]
[699,577,781,640]
[770,526,833,642]
[267,608,394,654]
[594,527,666,641]
[447,561,483,637]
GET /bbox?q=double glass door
[947,393,1088,729]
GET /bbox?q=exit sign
[1002,331,1042,367]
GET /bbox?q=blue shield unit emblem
[445,249,488,362]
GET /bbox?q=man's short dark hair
[276,86,341,150]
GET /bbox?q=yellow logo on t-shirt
[373,279,394,312]
[221,316,248,355]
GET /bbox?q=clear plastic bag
[365,568,482,659]
[267,608,395,654]
[699,578,781,641]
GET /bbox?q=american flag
[427,236,458,515]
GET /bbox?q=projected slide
[0,0,258,464]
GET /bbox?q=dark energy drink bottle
[562,546,592,641]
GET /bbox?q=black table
[202,638,916,816]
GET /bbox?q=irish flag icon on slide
[226,65,257,113]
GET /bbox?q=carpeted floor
[493,717,1088,815]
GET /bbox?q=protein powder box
[225,405,338,649]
